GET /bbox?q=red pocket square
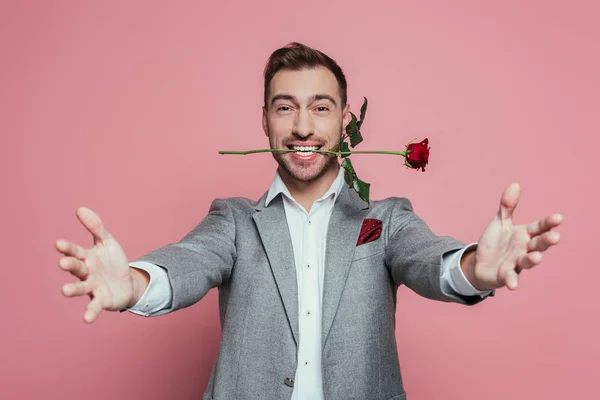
[356,219,382,246]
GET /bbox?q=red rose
[405,138,430,171]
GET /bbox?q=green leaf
[344,168,354,187]
[353,176,371,204]
[346,113,358,136]
[341,157,356,175]
[357,97,368,128]
[349,130,363,148]
[339,141,350,158]
[346,113,363,148]
[341,158,370,203]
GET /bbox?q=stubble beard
[268,128,341,183]
[275,150,338,182]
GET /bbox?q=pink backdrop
[1,1,598,399]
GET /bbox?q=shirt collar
[265,166,346,207]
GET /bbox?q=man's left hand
[461,183,563,291]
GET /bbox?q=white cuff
[441,243,492,297]
[127,261,173,316]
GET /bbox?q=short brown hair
[263,42,348,108]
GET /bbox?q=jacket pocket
[352,239,385,261]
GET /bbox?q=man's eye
[315,106,329,112]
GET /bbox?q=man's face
[263,66,351,183]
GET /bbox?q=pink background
[1,1,598,399]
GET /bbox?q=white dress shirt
[128,167,490,399]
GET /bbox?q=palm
[85,237,133,310]
[56,207,135,322]
[474,216,527,288]
[470,183,563,291]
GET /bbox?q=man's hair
[263,42,348,108]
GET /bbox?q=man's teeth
[291,145,320,156]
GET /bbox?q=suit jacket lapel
[321,185,370,347]
[253,193,300,346]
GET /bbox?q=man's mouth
[287,145,322,156]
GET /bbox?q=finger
[498,183,521,222]
[59,257,89,280]
[517,251,543,270]
[527,231,561,252]
[84,297,103,324]
[76,207,112,243]
[526,213,564,236]
[504,269,520,290]
[62,281,92,297]
[55,239,87,260]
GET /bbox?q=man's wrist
[128,267,150,308]
[460,249,484,291]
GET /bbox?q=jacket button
[284,377,294,387]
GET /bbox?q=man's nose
[292,109,314,138]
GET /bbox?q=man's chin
[277,158,336,183]
[287,170,323,182]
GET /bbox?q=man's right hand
[55,207,150,323]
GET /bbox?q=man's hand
[55,207,149,323]
[461,183,563,291]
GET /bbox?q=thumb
[498,183,521,222]
[76,207,112,243]
[504,269,520,291]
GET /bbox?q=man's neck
[278,164,340,213]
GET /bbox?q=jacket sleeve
[131,198,237,315]
[384,197,492,305]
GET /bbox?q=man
[55,42,563,400]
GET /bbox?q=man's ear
[342,103,352,130]
[262,106,268,137]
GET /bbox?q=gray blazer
[135,184,487,400]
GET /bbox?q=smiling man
[55,42,563,400]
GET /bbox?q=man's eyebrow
[270,94,338,107]
[270,94,296,106]
[312,94,337,106]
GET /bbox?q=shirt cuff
[126,261,173,316]
[441,242,493,298]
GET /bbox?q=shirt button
[305,362,308,366]
[307,311,311,316]
[307,264,310,268]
